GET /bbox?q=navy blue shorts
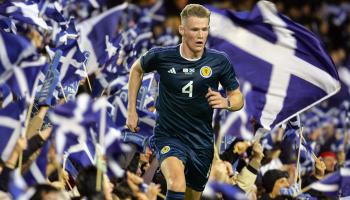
[150,136,214,191]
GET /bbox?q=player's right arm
[126,58,144,132]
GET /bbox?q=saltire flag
[214,81,254,140]
[208,0,340,130]
[0,99,25,163]
[7,55,48,102]
[36,0,66,23]
[45,41,86,88]
[49,94,93,161]
[203,181,248,200]
[0,1,50,30]
[23,140,50,186]
[8,170,35,200]
[0,83,13,108]
[0,29,36,82]
[51,17,78,47]
[63,155,79,179]
[309,167,350,197]
[108,73,156,136]
[66,138,96,167]
[0,16,17,33]
[77,2,128,73]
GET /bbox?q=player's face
[180,16,209,54]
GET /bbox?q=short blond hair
[180,4,211,24]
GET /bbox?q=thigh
[185,148,214,192]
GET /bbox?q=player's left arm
[206,87,244,112]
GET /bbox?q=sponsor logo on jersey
[168,67,176,74]
[200,66,212,78]
[183,68,195,75]
[160,146,171,154]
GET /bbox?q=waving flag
[9,170,35,200]
[0,100,25,162]
[208,1,340,130]
[309,168,350,197]
[23,141,50,186]
[46,42,86,87]
[77,2,128,73]
[108,73,156,136]
[0,1,49,30]
[0,83,13,108]
[7,55,48,101]
[0,29,36,81]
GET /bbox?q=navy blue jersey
[141,45,239,149]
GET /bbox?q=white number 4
[182,81,193,97]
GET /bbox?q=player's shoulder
[146,45,178,55]
[206,48,230,61]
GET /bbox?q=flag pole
[82,52,92,93]
[295,115,303,189]
[96,100,107,191]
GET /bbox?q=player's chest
[158,63,219,94]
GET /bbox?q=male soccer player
[126,4,244,200]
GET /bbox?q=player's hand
[205,87,228,109]
[126,111,140,132]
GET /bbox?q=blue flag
[77,2,128,73]
[23,140,50,186]
[208,1,340,130]
[0,100,25,162]
[309,168,350,197]
[0,1,49,30]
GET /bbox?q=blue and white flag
[0,29,36,82]
[49,94,93,160]
[208,1,340,130]
[9,169,35,200]
[203,181,247,200]
[23,140,50,186]
[7,55,48,102]
[0,100,25,162]
[108,74,156,136]
[77,2,128,73]
[0,1,50,30]
[46,42,86,87]
[0,83,13,108]
[66,138,96,167]
[309,168,350,197]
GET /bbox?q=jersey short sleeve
[219,55,239,91]
[140,48,158,73]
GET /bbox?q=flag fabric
[208,0,340,130]
[8,169,35,200]
[7,55,47,101]
[23,140,50,186]
[203,181,248,200]
[0,29,36,82]
[49,94,94,160]
[66,138,96,167]
[0,100,25,162]
[108,73,156,136]
[77,2,128,73]
[0,83,13,108]
[309,167,350,197]
[0,1,50,30]
[46,43,86,87]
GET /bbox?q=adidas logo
[168,67,176,74]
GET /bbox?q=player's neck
[180,43,203,61]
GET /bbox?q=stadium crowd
[0,0,349,200]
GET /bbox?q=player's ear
[179,25,184,36]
